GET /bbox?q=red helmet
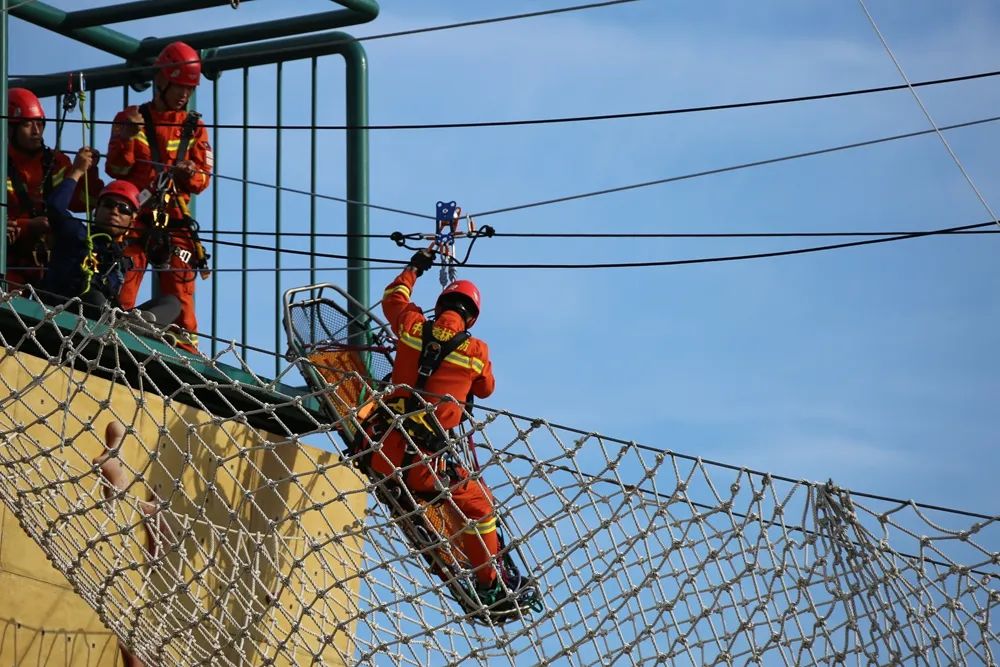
[154,41,201,87]
[99,180,141,211]
[436,280,481,327]
[8,88,44,121]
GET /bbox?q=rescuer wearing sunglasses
[38,148,179,326]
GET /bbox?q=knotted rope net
[0,287,995,666]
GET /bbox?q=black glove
[408,249,435,276]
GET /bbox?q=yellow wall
[0,352,367,666]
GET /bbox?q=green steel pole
[211,76,219,357]
[310,57,318,288]
[344,41,369,316]
[62,0,249,29]
[139,9,369,56]
[1,0,8,276]
[8,2,141,59]
[274,61,282,377]
[240,67,248,356]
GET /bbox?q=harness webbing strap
[354,321,473,475]
[138,103,199,183]
[174,113,201,172]
[6,147,54,218]
[415,323,471,391]
[139,104,165,175]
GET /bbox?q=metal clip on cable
[390,200,498,279]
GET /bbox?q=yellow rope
[77,79,98,294]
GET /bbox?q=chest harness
[357,323,472,472]
[138,104,211,280]
[6,147,56,267]
[88,234,132,303]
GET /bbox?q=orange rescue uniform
[376,267,500,585]
[5,145,102,287]
[106,104,212,348]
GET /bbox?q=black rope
[206,220,1000,269]
[470,115,1000,218]
[9,68,1000,132]
[196,228,1000,239]
[55,112,1000,225]
[3,203,996,270]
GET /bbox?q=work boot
[474,578,509,608]
[168,327,201,356]
[475,576,526,613]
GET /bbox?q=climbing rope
[66,74,99,293]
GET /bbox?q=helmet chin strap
[154,76,176,110]
[436,301,475,329]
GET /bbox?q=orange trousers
[117,233,198,353]
[4,266,43,291]
[368,428,500,585]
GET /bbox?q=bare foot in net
[140,493,166,559]
[94,421,128,500]
[118,644,146,667]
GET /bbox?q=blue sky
[7,0,1000,513]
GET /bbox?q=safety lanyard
[62,74,98,293]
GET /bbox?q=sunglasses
[99,199,136,215]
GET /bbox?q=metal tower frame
[1,0,378,312]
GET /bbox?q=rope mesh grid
[0,288,995,666]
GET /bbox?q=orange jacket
[106,104,212,218]
[382,268,495,431]
[5,145,103,251]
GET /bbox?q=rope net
[0,285,996,666]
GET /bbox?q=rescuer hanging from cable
[359,247,530,612]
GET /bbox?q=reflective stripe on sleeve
[463,516,497,536]
[383,283,411,299]
[50,167,66,188]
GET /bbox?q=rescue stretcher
[282,283,541,625]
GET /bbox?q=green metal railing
[3,1,378,375]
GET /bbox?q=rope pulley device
[390,200,495,286]
[58,74,78,141]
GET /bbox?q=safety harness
[6,148,56,267]
[138,103,211,279]
[86,232,133,301]
[357,323,472,475]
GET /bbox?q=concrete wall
[0,351,367,666]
